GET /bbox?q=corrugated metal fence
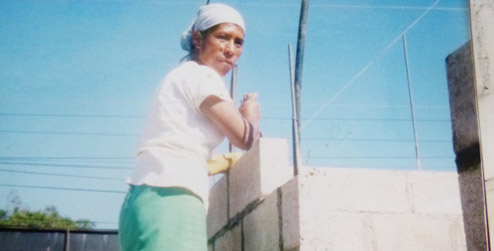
[0,228,118,251]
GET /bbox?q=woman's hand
[239,93,260,124]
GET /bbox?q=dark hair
[186,24,221,61]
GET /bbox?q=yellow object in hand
[208,152,243,175]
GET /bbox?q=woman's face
[193,23,245,76]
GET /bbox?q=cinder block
[407,171,462,214]
[371,214,466,251]
[229,138,292,217]
[297,168,410,213]
[298,212,375,251]
[281,178,300,251]
[243,191,280,251]
[207,175,228,239]
[214,224,242,251]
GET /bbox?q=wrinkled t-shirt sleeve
[190,67,233,110]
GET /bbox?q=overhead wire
[303,137,450,143]
[261,117,450,122]
[0,157,133,160]
[0,113,144,118]
[0,130,139,137]
[0,115,450,122]
[0,168,123,181]
[0,161,133,170]
[305,4,464,11]
[33,0,464,10]
[0,157,134,166]
[262,103,450,108]
[0,103,451,118]
[302,155,453,159]
[0,184,126,194]
[300,0,441,130]
[67,0,203,5]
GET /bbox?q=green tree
[0,209,7,220]
[0,191,94,230]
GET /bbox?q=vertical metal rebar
[229,65,237,153]
[293,0,310,176]
[402,34,421,171]
[289,44,301,175]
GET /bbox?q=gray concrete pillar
[446,41,488,251]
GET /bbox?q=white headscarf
[180,3,245,52]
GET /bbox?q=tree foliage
[0,191,94,230]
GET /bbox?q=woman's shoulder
[163,61,223,90]
[173,61,220,78]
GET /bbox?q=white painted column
[470,0,494,248]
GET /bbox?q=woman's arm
[200,93,260,150]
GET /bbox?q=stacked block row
[207,138,292,251]
[207,138,466,250]
[282,168,466,250]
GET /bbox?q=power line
[34,0,464,11]
[263,103,450,109]
[300,0,441,130]
[303,137,451,143]
[297,164,455,170]
[0,130,138,137]
[0,104,451,118]
[209,2,466,11]
[0,157,133,160]
[0,117,451,122]
[61,0,202,6]
[0,184,126,194]
[0,117,450,137]
[0,168,123,181]
[0,161,132,170]
[0,112,450,121]
[308,4,465,11]
[262,117,450,122]
[303,155,453,159]
[0,113,144,118]
[0,157,134,165]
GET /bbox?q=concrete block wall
[207,138,466,250]
[207,138,292,251]
[284,168,466,251]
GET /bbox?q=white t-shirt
[126,61,232,208]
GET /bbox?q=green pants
[118,185,207,251]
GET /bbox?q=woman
[118,3,260,251]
